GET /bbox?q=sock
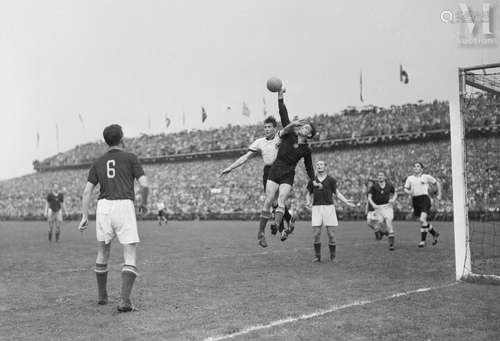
[283,208,291,224]
[95,263,108,303]
[314,243,321,260]
[274,207,285,228]
[329,243,336,259]
[120,265,138,306]
[55,232,60,242]
[388,234,395,247]
[48,232,52,242]
[428,224,437,237]
[259,210,271,236]
[420,226,428,242]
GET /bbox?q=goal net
[454,63,500,283]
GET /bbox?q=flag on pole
[55,123,60,152]
[360,71,364,102]
[242,102,250,117]
[201,106,207,123]
[263,97,267,116]
[36,132,40,148]
[165,114,171,128]
[400,64,409,84]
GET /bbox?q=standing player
[404,162,442,247]
[78,124,149,313]
[368,171,398,251]
[305,160,356,262]
[44,183,66,242]
[157,200,168,225]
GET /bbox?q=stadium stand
[1,97,499,220]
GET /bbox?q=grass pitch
[1,220,499,340]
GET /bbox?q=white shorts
[312,205,338,227]
[366,211,382,225]
[374,204,394,222]
[96,199,140,245]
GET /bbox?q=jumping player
[404,162,442,247]
[78,124,149,313]
[306,161,355,262]
[44,183,66,242]
[221,88,295,237]
[157,200,168,225]
[257,92,318,247]
[368,171,398,251]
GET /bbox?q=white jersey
[248,133,280,166]
[404,174,437,197]
[156,202,165,210]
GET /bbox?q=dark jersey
[270,99,314,181]
[369,182,395,205]
[87,149,145,201]
[46,192,64,212]
[307,175,337,205]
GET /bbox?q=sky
[0,0,499,180]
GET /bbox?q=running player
[404,162,442,247]
[257,92,318,247]
[157,200,168,225]
[78,124,149,313]
[44,183,66,242]
[306,160,356,261]
[365,178,383,240]
[368,171,398,251]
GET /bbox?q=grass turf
[0,220,499,340]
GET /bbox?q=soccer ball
[266,77,283,92]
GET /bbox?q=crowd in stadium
[37,100,451,169]
[4,138,499,220]
[1,96,499,220]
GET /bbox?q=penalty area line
[204,282,458,341]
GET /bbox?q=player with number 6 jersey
[78,124,149,313]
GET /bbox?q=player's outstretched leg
[312,226,321,262]
[326,226,336,260]
[95,242,111,305]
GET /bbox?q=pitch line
[204,282,458,341]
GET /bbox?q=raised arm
[278,89,290,127]
[303,151,315,182]
[221,151,255,176]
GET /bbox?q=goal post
[453,63,500,283]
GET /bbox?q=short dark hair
[263,116,277,127]
[308,122,317,138]
[415,162,424,169]
[103,124,124,147]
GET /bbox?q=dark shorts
[158,209,166,217]
[263,165,271,191]
[412,195,431,217]
[268,165,295,186]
